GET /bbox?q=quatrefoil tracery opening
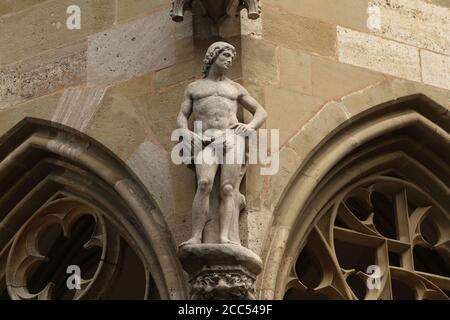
[27,214,102,299]
[6,196,121,300]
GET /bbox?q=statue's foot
[179,237,201,248]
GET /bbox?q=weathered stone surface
[84,86,147,160]
[0,41,87,108]
[117,0,168,22]
[175,37,196,64]
[240,9,263,39]
[242,38,279,84]
[311,56,385,100]
[87,12,175,86]
[0,0,114,65]
[264,86,324,146]
[279,47,312,95]
[239,80,266,109]
[127,141,175,220]
[168,163,196,245]
[52,86,106,131]
[430,0,450,8]
[246,209,273,255]
[0,92,61,136]
[179,243,263,299]
[265,147,302,210]
[178,244,263,275]
[107,72,155,98]
[287,101,351,160]
[0,0,48,16]
[263,4,336,57]
[135,84,186,152]
[266,0,370,32]
[337,27,421,82]
[390,78,450,107]
[341,80,396,116]
[0,0,13,15]
[169,162,196,211]
[155,58,202,89]
[244,163,266,210]
[0,0,48,15]
[175,11,193,39]
[421,50,450,90]
[370,0,450,55]
[178,243,264,300]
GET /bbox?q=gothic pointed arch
[0,118,188,300]
[260,92,450,300]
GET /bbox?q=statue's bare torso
[177,42,267,246]
[188,78,240,133]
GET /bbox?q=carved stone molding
[258,94,450,299]
[170,0,261,23]
[178,244,263,299]
[0,119,188,299]
[191,268,257,300]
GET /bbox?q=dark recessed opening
[104,241,151,300]
[334,214,347,228]
[346,273,367,300]
[391,278,416,300]
[345,197,372,221]
[295,246,323,289]
[413,246,450,277]
[371,192,397,239]
[284,288,329,300]
[0,288,9,300]
[420,217,439,246]
[388,251,401,267]
[334,239,376,272]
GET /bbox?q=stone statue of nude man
[177,41,267,246]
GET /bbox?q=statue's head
[202,42,236,78]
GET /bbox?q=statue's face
[214,49,234,72]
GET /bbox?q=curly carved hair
[202,42,236,78]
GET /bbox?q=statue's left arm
[236,84,268,131]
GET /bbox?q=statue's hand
[233,123,254,136]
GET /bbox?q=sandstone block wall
[241,0,450,256]
[0,0,449,262]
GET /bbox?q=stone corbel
[170,0,261,23]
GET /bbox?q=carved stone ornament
[175,41,267,299]
[170,0,261,23]
[6,197,120,300]
[178,244,262,299]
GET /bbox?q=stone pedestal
[178,244,263,300]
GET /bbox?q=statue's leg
[180,146,218,246]
[219,141,243,245]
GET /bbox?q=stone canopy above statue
[170,0,261,23]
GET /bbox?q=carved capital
[191,267,257,300]
[170,0,193,22]
[170,0,261,23]
[238,0,261,20]
[178,244,263,300]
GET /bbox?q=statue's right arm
[176,86,193,130]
